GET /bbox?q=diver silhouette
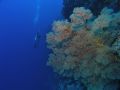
[34,32,41,48]
[33,0,41,48]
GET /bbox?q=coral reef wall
[62,0,120,19]
[46,7,120,90]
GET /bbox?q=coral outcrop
[62,0,120,19]
[46,7,120,90]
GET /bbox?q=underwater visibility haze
[0,0,120,90]
[0,0,62,90]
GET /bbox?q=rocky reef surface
[46,7,120,90]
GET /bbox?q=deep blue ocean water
[0,0,62,90]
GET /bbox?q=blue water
[0,0,62,90]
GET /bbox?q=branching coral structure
[46,7,120,90]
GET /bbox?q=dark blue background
[0,0,62,90]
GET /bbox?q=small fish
[34,32,41,48]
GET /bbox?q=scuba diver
[33,0,41,48]
[34,32,41,48]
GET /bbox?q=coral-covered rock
[101,63,120,80]
[46,7,120,90]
